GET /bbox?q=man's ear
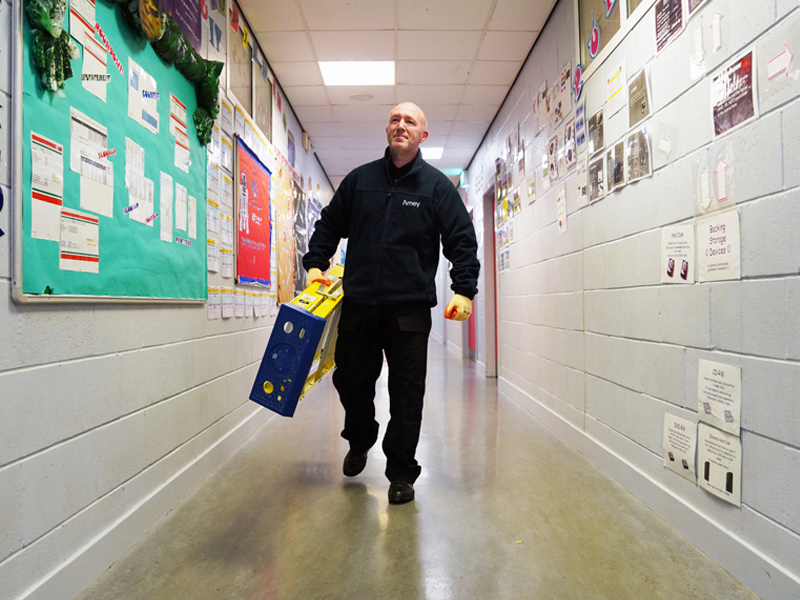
[421,130,429,142]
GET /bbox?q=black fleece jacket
[303,148,480,307]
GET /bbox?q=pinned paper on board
[81,32,108,102]
[30,132,64,241]
[60,208,99,273]
[128,58,160,134]
[159,172,173,242]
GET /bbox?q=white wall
[467,1,800,599]
[0,1,334,598]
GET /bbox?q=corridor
[75,342,758,600]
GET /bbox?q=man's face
[386,103,428,156]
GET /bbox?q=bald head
[386,102,429,167]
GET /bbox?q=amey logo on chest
[402,199,421,208]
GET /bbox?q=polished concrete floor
[76,342,760,600]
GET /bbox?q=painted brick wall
[0,2,333,598]
[468,1,800,598]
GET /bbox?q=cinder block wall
[468,1,800,599]
[0,2,333,598]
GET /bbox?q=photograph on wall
[712,50,757,137]
[547,63,572,134]
[588,155,605,202]
[563,118,577,170]
[655,0,685,54]
[588,108,604,157]
[548,134,560,183]
[628,68,651,128]
[626,128,651,183]
[606,141,625,193]
[235,138,271,287]
[575,101,586,151]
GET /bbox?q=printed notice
[60,208,99,273]
[698,423,741,506]
[234,288,245,317]
[628,68,651,128]
[207,287,221,320]
[81,32,108,102]
[70,108,114,217]
[655,0,684,54]
[588,108,604,157]
[128,58,160,134]
[605,61,627,116]
[577,158,588,207]
[626,129,651,183]
[188,195,197,239]
[697,359,741,435]
[31,132,64,241]
[661,223,695,283]
[663,415,697,482]
[69,0,96,44]
[221,288,234,318]
[588,155,605,202]
[697,209,740,282]
[160,172,173,242]
[175,183,188,231]
[712,51,757,137]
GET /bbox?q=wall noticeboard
[235,138,271,286]
[14,2,207,302]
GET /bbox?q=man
[303,102,480,504]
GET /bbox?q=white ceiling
[238,0,557,189]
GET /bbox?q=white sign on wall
[697,209,740,282]
[697,359,742,435]
[663,415,697,482]
[698,423,742,507]
[661,223,695,283]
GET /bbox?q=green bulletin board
[18,1,207,301]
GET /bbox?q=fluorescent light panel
[421,147,443,160]
[319,61,394,86]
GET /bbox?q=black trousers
[332,300,431,484]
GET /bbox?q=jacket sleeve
[302,173,354,272]
[434,180,480,300]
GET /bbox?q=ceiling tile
[282,86,330,106]
[240,0,305,32]
[396,85,464,105]
[436,158,470,169]
[449,121,491,136]
[326,86,397,105]
[341,135,387,148]
[445,135,485,149]
[258,32,315,63]
[332,104,394,122]
[468,61,521,85]
[328,176,345,190]
[489,0,554,32]
[299,0,395,30]
[398,0,494,30]
[426,121,454,136]
[455,104,497,121]
[461,84,508,105]
[478,31,537,61]
[398,31,482,61]
[304,122,340,136]
[422,105,460,122]
[310,136,344,149]
[344,148,382,163]
[396,61,471,85]
[310,31,395,61]
[271,61,324,86]
[337,120,388,136]
[293,104,335,122]
[442,147,476,160]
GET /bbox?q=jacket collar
[382,147,425,181]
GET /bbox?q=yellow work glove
[445,294,472,321]
[307,267,332,286]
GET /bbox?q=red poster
[236,138,271,286]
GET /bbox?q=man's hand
[308,267,332,286]
[445,294,472,321]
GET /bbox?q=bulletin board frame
[11,0,208,304]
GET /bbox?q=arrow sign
[767,43,793,79]
[710,13,723,52]
[714,159,729,201]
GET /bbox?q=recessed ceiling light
[319,61,395,86]
[421,147,443,160]
[350,93,375,102]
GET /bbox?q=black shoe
[388,481,415,504]
[343,450,368,477]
